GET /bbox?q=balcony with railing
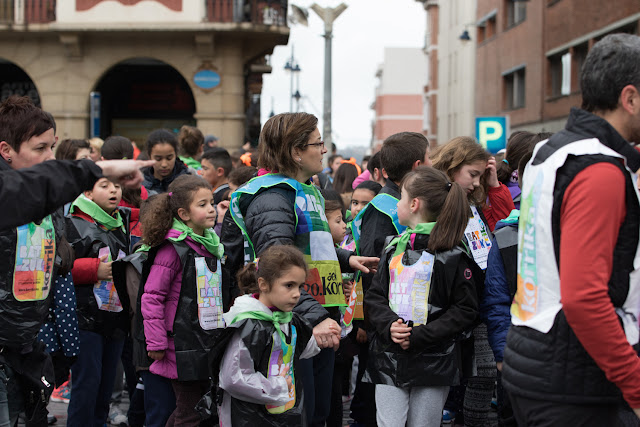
[205,0,287,26]
[0,0,56,24]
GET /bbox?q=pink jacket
[140,230,213,379]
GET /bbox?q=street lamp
[284,46,302,112]
[310,3,347,148]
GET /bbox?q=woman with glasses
[227,112,378,426]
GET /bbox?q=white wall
[57,0,205,24]
[437,0,476,142]
[379,47,426,95]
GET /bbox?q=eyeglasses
[305,141,325,149]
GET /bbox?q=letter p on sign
[475,116,508,154]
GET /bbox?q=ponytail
[237,262,260,294]
[429,181,469,252]
[498,131,551,185]
[140,193,173,247]
[402,166,470,252]
[140,175,212,247]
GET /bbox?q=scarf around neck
[70,194,124,231]
[232,309,293,342]
[388,222,436,257]
[168,218,224,259]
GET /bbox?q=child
[201,147,233,206]
[496,132,552,209]
[218,245,321,426]
[101,135,149,250]
[65,177,131,427]
[140,174,229,427]
[349,180,382,222]
[351,132,430,426]
[364,166,481,427]
[142,129,191,195]
[177,125,204,173]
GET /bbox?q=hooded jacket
[364,232,481,388]
[142,159,190,195]
[218,294,320,426]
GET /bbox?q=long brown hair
[402,167,470,252]
[257,112,318,177]
[431,136,491,205]
[236,245,308,294]
[496,131,552,184]
[140,175,212,247]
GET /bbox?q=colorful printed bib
[13,216,56,302]
[266,324,297,414]
[94,247,126,312]
[231,174,345,307]
[388,251,435,326]
[463,206,492,270]
[195,256,225,330]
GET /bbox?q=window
[506,0,526,27]
[477,14,497,43]
[549,52,571,97]
[504,67,526,109]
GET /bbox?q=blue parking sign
[475,116,509,154]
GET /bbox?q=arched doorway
[93,58,196,146]
[0,59,41,107]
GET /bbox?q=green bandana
[168,218,224,259]
[179,156,202,170]
[232,309,294,342]
[388,222,436,257]
[70,194,124,231]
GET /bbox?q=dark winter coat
[142,159,190,195]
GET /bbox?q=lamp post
[284,46,302,112]
[310,3,347,147]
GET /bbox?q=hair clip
[502,159,509,164]
[168,192,173,196]
[254,257,260,271]
[447,182,452,192]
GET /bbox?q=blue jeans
[299,347,335,427]
[0,363,22,427]
[139,370,176,427]
[67,330,125,427]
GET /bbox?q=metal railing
[205,0,287,26]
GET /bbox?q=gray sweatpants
[375,384,450,427]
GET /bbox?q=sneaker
[47,414,57,425]
[442,409,456,424]
[50,381,70,403]
[108,404,128,426]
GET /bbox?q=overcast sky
[260,0,426,151]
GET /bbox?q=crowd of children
[0,95,561,427]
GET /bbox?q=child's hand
[356,327,367,344]
[97,255,113,281]
[390,319,412,345]
[216,200,230,224]
[400,340,410,351]
[148,350,165,361]
[343,281,353,303]
[486,157,500,188]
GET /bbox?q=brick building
[0,0,289,148]
[475,0,640,134]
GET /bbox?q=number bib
[13,216,56,302]
[388,251,435,326]
[266,325,297,414]
[195,256,225,330]
[463,206,492,270]
[94,247,126,312]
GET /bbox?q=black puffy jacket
[142,159,190,195]
[227,183,354,327]
[364,233,481,388]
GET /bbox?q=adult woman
[142,129,191,195]
[228,112,378,426]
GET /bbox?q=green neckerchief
[232,309,293,343]
[501,209,520,225]
[168,218,224,259]
[388,222,436,257]
[179,156,201,170]
[70,194,124,231]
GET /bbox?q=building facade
[476,0,640,135]
[371,47,425,149]
[0,0,289,148]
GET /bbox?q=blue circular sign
[194,69,221,90]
